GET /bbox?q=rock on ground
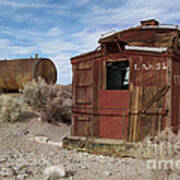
[43,165,66,179]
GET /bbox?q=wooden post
[123,109,126,143]
[166,58,172,128]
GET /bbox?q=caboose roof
[99,22,180,49]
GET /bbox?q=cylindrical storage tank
[0,58,57,90]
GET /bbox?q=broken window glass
[106,61,129,90]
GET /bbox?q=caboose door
[99,59,130,140]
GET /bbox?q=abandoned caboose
[63,19,180,156]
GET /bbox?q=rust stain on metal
[0,58,57,91]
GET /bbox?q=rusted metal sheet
[0,58,57,90]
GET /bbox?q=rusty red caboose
[63,19,180,156]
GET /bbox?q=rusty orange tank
[0,57,57,91]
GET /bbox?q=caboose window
[106,61,129,90]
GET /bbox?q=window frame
[102,59,130,90]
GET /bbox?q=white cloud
[74,0,90,7]
[0,0,51,9]
[46,27,62,37]
[0,39,10,47]
[38,40,76,55]
[72,28,102,55]
[10,46,35,55]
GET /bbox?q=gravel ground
[0,118,156,180]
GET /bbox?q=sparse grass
[0,95,25,123]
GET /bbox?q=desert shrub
[20,77,50,111]
[21,78,72,124]
[0,95,24,123]
[40,84,72,124]
[40,97,72,124]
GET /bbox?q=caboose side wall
[71,50,178,142]
[71,51,103,137]
[97,51,171,141]
[128,54,171,141]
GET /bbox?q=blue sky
[0,0,180,84]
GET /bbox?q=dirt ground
[0,117,157,180]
